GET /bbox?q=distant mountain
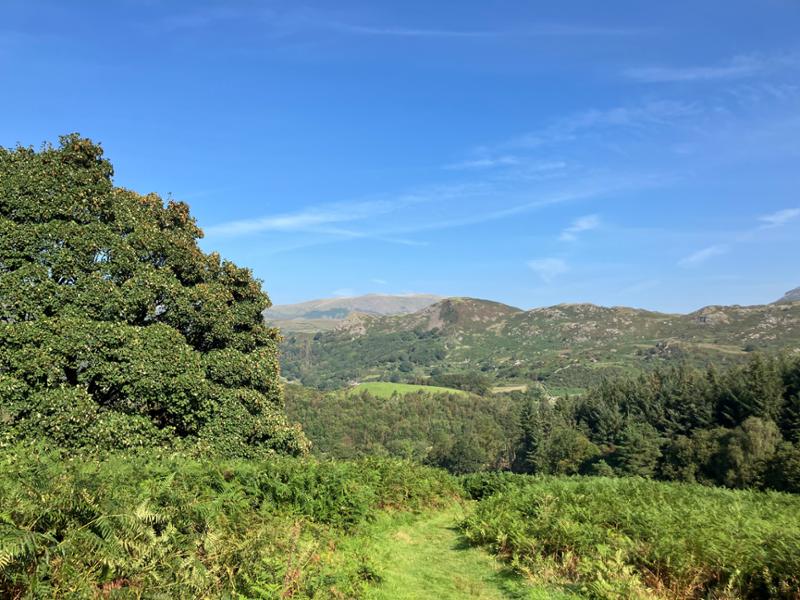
[265,294,444,332]
[776,287,800,304]
[279,297,800,390]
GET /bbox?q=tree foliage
[512,353,800,492]
[285,384,522,472]
[0,135,307,456]
[290,353,800,492]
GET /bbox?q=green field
[347,381,469,398]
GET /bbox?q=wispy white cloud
[156,6,267,33]
[560,214,600,241]
[384,176,650,236]
[204,201,388,237]
[203,197,432,249]
[243,230,427,257]
[528,258,568,282]
[520,24,649,37]
[678,206,799,268]
[759,207,800,228]
[205,99,678,257]
[370,278,388,285]
[625,55,766,83]
[327,22,646,39]
[624,53,800,83]
[205,182,508,249]
[678,244,730,267]
[444,155,520,170]
[204,185,459,240]
[235,178,616,247]
[327,23,495,38]
[481,100,699,154]
[152,6,646,40]
[548,100,698,135]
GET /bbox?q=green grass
[491,384,529,394]
[347,381,469,398]
[358,505,575,600]
[541,385,586,398]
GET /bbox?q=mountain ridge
[279,296,800,390]
[264,293,444,332]
[776,287,800,304]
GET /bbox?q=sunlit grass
[347,381,469,398]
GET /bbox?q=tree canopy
[0,134,308,456]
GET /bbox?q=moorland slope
[280,296,800,389]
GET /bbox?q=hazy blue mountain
[264,293,444,332]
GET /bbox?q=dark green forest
[288,354,800,492]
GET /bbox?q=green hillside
[348,381,469,398]
[280,297,800,390]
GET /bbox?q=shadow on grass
[446,525,584,600]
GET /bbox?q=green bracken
[461,474,800,599]
[0,446,460,598]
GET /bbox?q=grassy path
[361,504,569,600]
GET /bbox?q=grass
[491,384,529,394]
[359,505,575,600]
[347,381,469,398]
[541,385,586,398]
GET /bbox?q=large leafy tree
[0,134,308,456]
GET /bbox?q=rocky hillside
[279,297,800,390]
[776,287,800,304]
[264,294,443,332]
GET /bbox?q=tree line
[288,353,800,492]
[517,353,799,492]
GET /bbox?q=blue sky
[2,1,799,312]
